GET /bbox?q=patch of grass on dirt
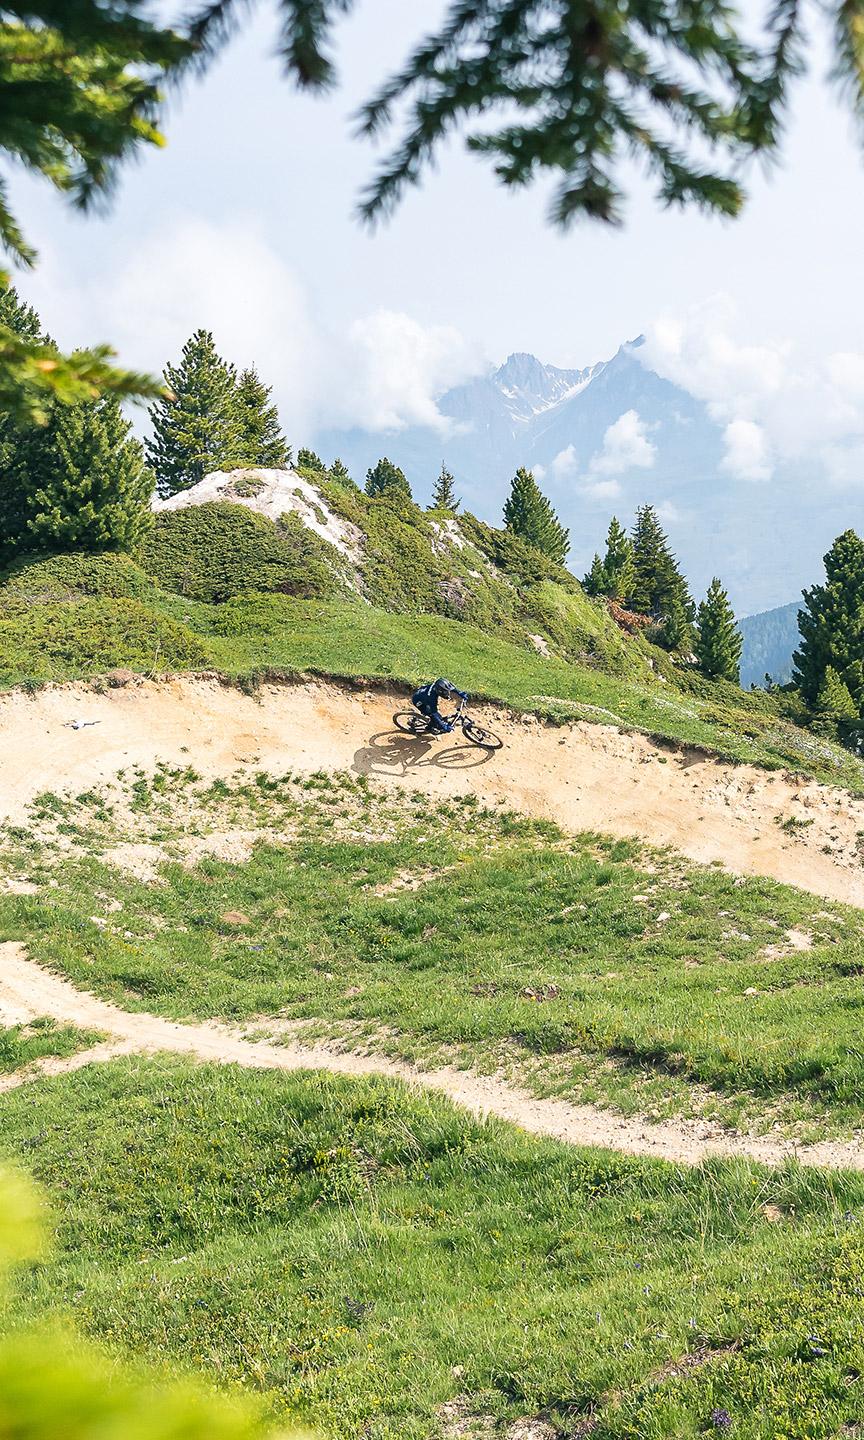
[2,1058,864,1440]
[0,1018,101,1072]
[5,770,864,1137]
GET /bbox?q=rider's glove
[458,690,468,701]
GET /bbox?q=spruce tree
[365,456,412,501]
[429,462,460,512]
[0,289,50,547]
[582,553,609,596]
[502,467,569,564]
[602,516,635,601]
[297,447,326,473]
[794,529,864,714]
[16,396,153,553]
[328,458,356,489]
[815,666,858,721]
[146,330,242,498]
[234,367,290,469]
[663,595,695,655]
[630,504,693,621]
[695,577,742,680]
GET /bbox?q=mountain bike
[392,697,504,750]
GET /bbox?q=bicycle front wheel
[462,720,503,751]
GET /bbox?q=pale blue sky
[10,1,864,452]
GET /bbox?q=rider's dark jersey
[414,678,459,708]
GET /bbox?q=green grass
[3,1057,864,1439]
[188,595,859,788]
[5,770,864,1137]
[0,539,858,789]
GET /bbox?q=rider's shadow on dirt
[353,730,495,778]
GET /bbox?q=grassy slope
[195,594,859,784]
[0,526,859,791]
[3,1057,864,1440]
[6,771,864,1137]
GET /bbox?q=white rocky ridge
[152,467,365,566]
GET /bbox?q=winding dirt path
[2,942,863,1170]
[0,674,862,904]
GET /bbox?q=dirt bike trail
[0,674,863,905]
[2,942,863,1171]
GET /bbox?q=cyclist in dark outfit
[411,678,468,733]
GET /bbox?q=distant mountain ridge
[315,337,862,617]
[739,602,801,690]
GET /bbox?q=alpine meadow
[4,4,864,1440]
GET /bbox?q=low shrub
[0,598,207,683]
[139,502,341,603]
[0,552,153,607]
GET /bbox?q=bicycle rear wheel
[462,720,503,750]
[393,711,432,736]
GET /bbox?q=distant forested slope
[739,601,800,688]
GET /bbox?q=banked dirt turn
[0,672,863,905]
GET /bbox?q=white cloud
[581,478,622,501]
[337,310,484,433]
[588,410,656,475]
[721,419,772,481]
[19,217,485,442]
[549,444,578,479]
[643,296,864,484]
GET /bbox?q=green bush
[459,512,579,590]
[519,579,652,677]
[139,502,340,603]
[0,598,207,683]
[0,552,153,607]
[316,481,521,631]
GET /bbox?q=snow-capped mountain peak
[493,351,606,420]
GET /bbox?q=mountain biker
[411,677,468,734]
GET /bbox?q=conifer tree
[602,516,635,601]
[816,666,858,721]
[10,397,152,554]
[663,594,695,655]
[695,577,742,681]
[32,397,152,552]
[794,530,864,714]
[146,330,242,498]
[502,467,569,564]
[328,458,356,488]
[365,456,412,501]
[0,290,50,526]
[630,504,693,621]
[429,462,460,512]
[297,448,326,472]
[234,367,290,469]
[582,553,609,596]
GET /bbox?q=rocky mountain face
[315,339,859,616]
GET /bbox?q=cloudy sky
[10,0,864,472]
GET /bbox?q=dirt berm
[1,673,863,906]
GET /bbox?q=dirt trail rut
[0,674,863,904]
[2,942,863,1169]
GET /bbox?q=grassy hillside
[0,533,859,789]
[3,1057,864,1440]
[5,767,864,1139]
